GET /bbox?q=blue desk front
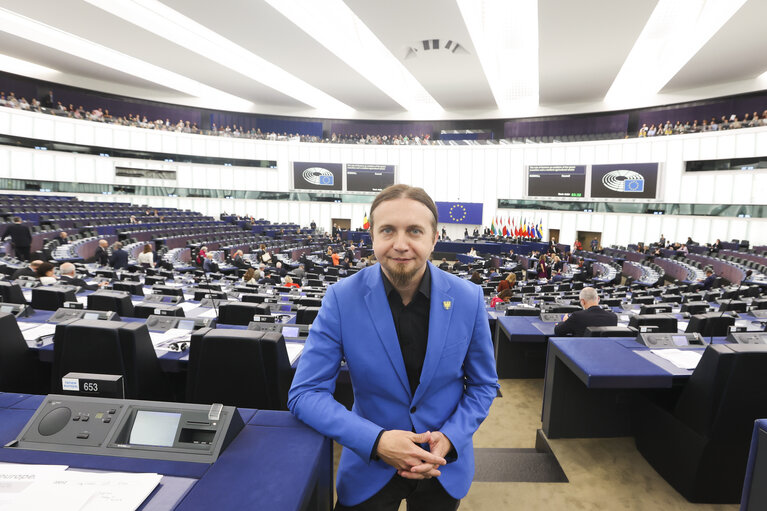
[494,315,551,378]
[0,394,332,510]
[541,337,700,439]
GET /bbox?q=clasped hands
[376,430,452,480]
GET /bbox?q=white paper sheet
[148,329,191,348]
[677,321,689,332]
[0,463,69,506]
[197,308,218,319]
[178,302,199,312]
[651,349,702,370]
[14,470,162,511]
[21,323,57,341]
[285,342,304,365]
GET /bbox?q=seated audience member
[59,262,108,291]
[129,215,139,224]
[242,267,257,285]
[109,242,129,270]
[573,239,582,251]
[203,253,219,273]
[497,272,516,292]
[94,239,109,266]
[136,244,155,268]
[232,249,248,269]
[698,268,716,290]
[438,258,450,271]
[468,247,478,257]
[331,251,340,267]
[36,262,57,286]
[551,270,565,282]
[469,271,483,285]
[293,263,306,279]
[710,239,722,252]
[284,276,300,289]
[261,249,273,264]
[490,289,513,308]
[196,246,208,266]
[11,260,42,280]
[554,287,618,336]
[58,231,70,245]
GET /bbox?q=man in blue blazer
[289,185,498,510]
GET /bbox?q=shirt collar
[381,265,431,300]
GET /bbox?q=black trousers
[335,474,460,511]
[15,245,30,262]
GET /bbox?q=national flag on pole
[362,211,370,230]
[501,217,508,236]
[490,217,496,235]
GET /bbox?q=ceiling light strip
[0,7,253,110]
[85,0,353,114]
[605,0,747,104]
[264,0,442,114]
[457,0,540,111]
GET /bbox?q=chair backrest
[0,312,47,394]
[676,345,767,441]
[0,281,26,304]
[218,302,264,325]
[52,319,171,401]
[87,290,135,317]
[187,328,289,409]
[31,286,77,311]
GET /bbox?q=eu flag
[436,202,483,225]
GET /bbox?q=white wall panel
[3,110,767,246]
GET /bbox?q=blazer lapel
[413,263,453,405]
[363,266,411,398]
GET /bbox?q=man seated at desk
[698,268,715,290]
[11,260,42,280]
[554,287,617,336]
[59,262,109,291]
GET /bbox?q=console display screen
[129,411,181,447]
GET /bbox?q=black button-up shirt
[381,267,431,397]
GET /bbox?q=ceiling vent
[404,39,469,59]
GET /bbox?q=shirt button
[410,406,417,413]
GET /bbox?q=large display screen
[346,164,395,192]
[527,165,586,197]
[292,162,343,191]
[590,163,658,199]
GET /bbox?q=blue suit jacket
[288,262,498,505]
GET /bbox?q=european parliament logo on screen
[591,163,658,199]
[292,162,343,191]
[601,169,645,193]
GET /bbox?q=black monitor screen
[527,165,586,197]
[346,164,396,192]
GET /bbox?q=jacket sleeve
[438,286,499,458]
[288,285,383,462]
[553,313,577,336]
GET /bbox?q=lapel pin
[443,300,452,310]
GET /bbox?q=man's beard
[385,260,420,288]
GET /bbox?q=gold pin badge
[443,301,452,310]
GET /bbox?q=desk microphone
[202,268,220,320]
[714,270,751,344]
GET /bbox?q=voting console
[7,394,243,463]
